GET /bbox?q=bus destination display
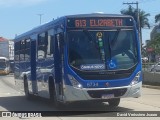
[67,17,133,28]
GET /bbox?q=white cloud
[0,0,47,7]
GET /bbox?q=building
[8,40,14,60]
[0,37,14,60]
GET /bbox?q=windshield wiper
[108,28,121,60]
[83,30,92,40]
[109,28,121,49]
[83,29,98,49]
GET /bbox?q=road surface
[0,74,160,120]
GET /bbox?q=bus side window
[20,40,25,61]
[38,32,47,59]
[47,29,54,58]
[56,32,64,51]
[15,41,20,61]
[25,39,30,61]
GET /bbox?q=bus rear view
[64,14,142,106]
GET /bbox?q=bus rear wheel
[108,98,120,107]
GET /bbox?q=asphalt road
[0,74,160,120]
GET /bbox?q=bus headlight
[130,71,141,85]
[68,74,83,89]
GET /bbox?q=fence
[142,62,160,86]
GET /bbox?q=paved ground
[0,74,160,120]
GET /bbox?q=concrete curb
[142,84,160,90]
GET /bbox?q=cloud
[0,0,47,7]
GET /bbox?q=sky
[0,0,159,44]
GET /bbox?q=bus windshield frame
[67,28,138,71]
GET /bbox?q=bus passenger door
[29,35,38,94]
[54,32,64,101]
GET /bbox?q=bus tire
[108,98,120,107]
[49,78,61,109]
[23,76,31,99]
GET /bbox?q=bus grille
[87,88,127,98]
[79,73,131,80]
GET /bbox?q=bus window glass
[21,40,25,50]
[20,40,25,61]
[15,51,19,61]
[38,33,46,59]
[109,30,137,69]
[25,49,30,61]
[68,31,104,68]
[47,29,54,57]
[15,42,20,51]
[25,39,30,61]
[0,59,6,68]
[68,30,137,71]
[20,50,25,61]
[25,39,30,48]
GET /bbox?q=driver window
[111,30,135,69]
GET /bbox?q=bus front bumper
[63,82,142,102]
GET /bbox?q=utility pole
[123,2,141,45]
[37,14,44,25]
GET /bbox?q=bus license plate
[102,94,114,99]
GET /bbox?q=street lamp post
[37,14,44,25]
[123,2,141,46]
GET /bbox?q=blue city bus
[14,13,142,108]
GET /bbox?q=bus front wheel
[108,98,120,107]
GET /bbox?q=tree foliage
[147,33,160,54]
[121,6,150,45]
[139,11,150,28]
[121,5,150,28]
[155,14,160,23]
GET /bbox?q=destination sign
[67,17,133,28]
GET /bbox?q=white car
[142,57,148,62]
[149,63,160,72]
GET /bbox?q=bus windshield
[0,61,6,69]
[68,29,138,71]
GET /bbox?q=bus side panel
[36,58,54,98]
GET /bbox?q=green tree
[147,33,160,54]
[121,5,136,17]
[155,14,160,23]
[121,6,150,44]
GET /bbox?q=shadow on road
[0,96,55,111]
[0,74,133,116]
[0,95,133,116]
